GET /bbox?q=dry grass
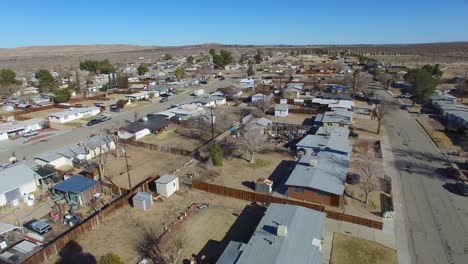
[330,233,397,264]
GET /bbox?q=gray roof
[0,118,47,134]
[248,117,272,127]
[285,152,349,195]
[35,135,113,162]
[124,115,170,134]
[0,221,20,235]
[296,127,351,155]
[321,110,353,125]
[48,107,100,119]
[155,174,177,184]
[0,163,39,195]
[217,203,325,264]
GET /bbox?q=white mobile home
[0,164,40,206]
[48,107,100,124]
[155,174,179,198]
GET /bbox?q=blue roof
[217,204,325,264]
[53,175,98,194]
[314,114,324,123]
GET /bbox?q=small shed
[255,178,273,194]
[52,175,101,205]
[132,192,153,211]
[155,174,179,198]
[275,105,289,117]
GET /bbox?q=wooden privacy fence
[23,175,159,264]
[120,139,194,157]
[192,181,383,230]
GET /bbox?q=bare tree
[344,69,373,100]
[134,225,182,264]
[254,98,273,116]
[375,73,393,90]
[235,129,266,163]
[333,61,347,73]
[372,103,390,134]
[359,159,378,206]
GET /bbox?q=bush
[98,253,125,264]
[116,99,127,109]
[53,89,71,103]
[210,143,224,166]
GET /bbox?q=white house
[155,174,179,198]
[0,118,49,140]
[0,163,40,206]
[48,107,100,124]
[275,105,289,117]
[125,91,151,101]
[35,135,116,168]
[251,93,272,103]
[240,78,255,89]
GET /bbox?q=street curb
[412,115,441,152]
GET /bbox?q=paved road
[0,79,233,162]
[377,88,468,264]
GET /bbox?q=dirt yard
[138,125,205,152]
[103,145,191,189]
[47,189,255,264]
[413,114,461,152]
[330,233,397,264]
[353,114,379,134]
[18,107,66,120]
[188,146,295,193]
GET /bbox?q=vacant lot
[267,112,312,125]
[18,107,65,120]
[330,233,397,264]
[48,189,252,264]
[103,145,191,189]
[138,125,205,152]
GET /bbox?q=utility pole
[210,107,215,141]
[123,144,132,189]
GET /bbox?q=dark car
[86,119,101,126]
[160,97,169,103]
[455,181,468,196]
[99,116,111,122]
[199,80,208,85]
[349,131,359,139]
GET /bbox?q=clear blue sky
[2,0,468,48]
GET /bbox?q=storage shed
[255,178,273,194]
[52,175,101,205]
[155,174,179,198]
[132,192,153,211]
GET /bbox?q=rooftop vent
[276,225,287,237]
[141,116,148,122]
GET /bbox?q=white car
[23,131,39,138]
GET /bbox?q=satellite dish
[9,156,17,163]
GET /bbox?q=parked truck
[193,89,204,96]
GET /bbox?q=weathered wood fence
[192,181,383,230]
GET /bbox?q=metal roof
[52,175,98,194]
[0,118,47,134]
[124,115,171,133]
[217,203,325,264]
[274,104,288,111]
[0,163,40,195]
[0,221,21,235]
[296,127,351,155]
[285,152,348,195]
[48,107,99,119]
[321,110,353,125]
[155,174,177,184]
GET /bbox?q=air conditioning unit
[310,158,318,168]
[276,225,287,237]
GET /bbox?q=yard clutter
[132,192,153,211]
[155,174,179,198]
[52,175,101,206]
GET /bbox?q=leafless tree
[333,61,347,73]
[344,69,373,100]
[254,98,273,116]
[372,103,391,134]
[359,159,378,206]
[234,129,266,163]
[0,83,21,98]
[133,225,182,264]
[375,73,393,90]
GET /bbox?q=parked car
[99,116,111,122]
[349,131,359,139]
[23,131,39,138]
[160,97,169,103]
[455,181,468,196]
[25,220,52,235]
[86,119,101,126]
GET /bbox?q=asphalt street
[0,79,233,162]
[377,88,468,264]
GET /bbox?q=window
[339,123,345,127]
[295,187,304,193]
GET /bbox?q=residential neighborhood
[0,2,468,264]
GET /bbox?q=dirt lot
[413,114,461,152]
[186,145,295,194]
[18,108,65,120]
[352,114,379,136]
[138,125,205,152]
[103,145,191,189]
[47,189,257,264]
[330,233,397,264]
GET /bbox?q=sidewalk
[380,128,414,264]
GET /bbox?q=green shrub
[210,143,224,166]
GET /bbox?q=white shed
[155,174,179,198]
[275,105,289,117]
